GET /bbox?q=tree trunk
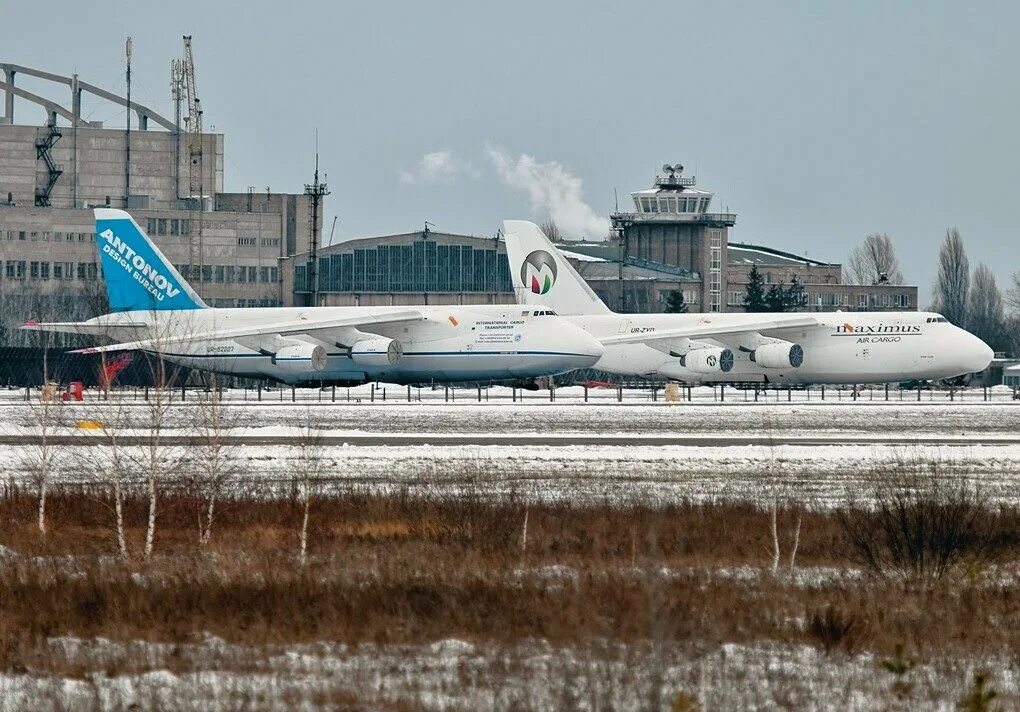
[770,500,780,573]
[201,493,216,546]
[520,508,529,555]
[114,481,128,560]
[788,510,803,569]
[37,479,47,540]
[144,474,157,559]
[299,484,311,567]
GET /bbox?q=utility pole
[125,37,132,206]
[303,135,329,306]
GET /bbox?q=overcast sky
[6,0,1018,294]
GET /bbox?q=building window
[40,262,50,280]
[4,262,12,279]
[261,237,280,247]
[729,291,743,305]
[237,237,257,247]
[29,261,39,280]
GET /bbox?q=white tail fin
[503,220,612,315]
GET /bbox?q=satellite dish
[662,163,673,174]
[674,164,684,174]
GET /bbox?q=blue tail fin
[94,208,207,312]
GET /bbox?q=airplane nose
[963,334,994,373]
[558,323,604,367]
[577,329,605,362]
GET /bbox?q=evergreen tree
[785,275,807,310]
[743,265,769,312]
[762,276,808,312]
[765,282,787,311]
[663,290,688,313]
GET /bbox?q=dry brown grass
[1,485,1019,677]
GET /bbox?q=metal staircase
[34,123,63,207]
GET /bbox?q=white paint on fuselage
[87,305,604,385]
[564,311,993,384]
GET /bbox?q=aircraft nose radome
[963,333,994,373]
[556,324,604,363]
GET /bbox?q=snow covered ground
[1,636,1014,710]
[1,396,1018,506]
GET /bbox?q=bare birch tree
[845,233,904,285]
[540,220,562,243]
[80,399,133,560]
[1006,271,1020,313]
[191,378,240,546]
[294,410,327,567]
[967,264,1005,351]
[20,385,64,541]
[932,228,970,327]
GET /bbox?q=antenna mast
[304,132,329,306]
[124,37,132,206]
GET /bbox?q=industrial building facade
[0,61,318,351]
[288,228,513,307]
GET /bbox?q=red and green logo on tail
[521,250,557,295]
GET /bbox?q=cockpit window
[926,316,949,323]
[532,310,558,316]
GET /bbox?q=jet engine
[350,337,403,367]
[681,347,734,374]
[274,343,328,372]
[751,342,803,369]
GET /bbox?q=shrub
[837,471,998,583]
[805,604,864,654]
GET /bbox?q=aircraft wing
[68,309,427,354]
[598,315,820,346]
[22,320,150,336]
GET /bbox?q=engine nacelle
[751,342,804,369]
[350,337,403,367]
[274,343,327,373]
[682,347,734,374]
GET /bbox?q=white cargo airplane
[503,220,993,385]
[23,209,604,386]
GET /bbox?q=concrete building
[727,242,917,312]
[0,61,318,349]
[607,164,734,312]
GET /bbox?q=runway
[5,433,1020,447]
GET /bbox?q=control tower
[611,164,736,312]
